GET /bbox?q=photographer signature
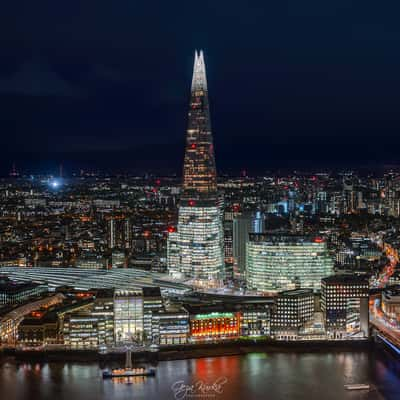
[171,377,228,400]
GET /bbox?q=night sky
[2,1,400,175]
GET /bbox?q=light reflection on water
[0,349,399,400]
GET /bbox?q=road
[372,241,399,288]
[370,299,400,348]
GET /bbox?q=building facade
[271,289,314,340]
[246,234,334,292]
[114,289,144,343]
[321,275,369,338]
[189,309,241,341]
[0,278,47,305]
[382,286,400,321]
[156,306,189,345]
[233,211,265,275]
[142,287,163,343]
[168,50,224,287]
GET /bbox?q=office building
[92,289,115,345]
[114,289,144,343]
[142,287,163,343]
[240,304,270,337]
[63,313,108,349]
[271,289,314,340]
[0,278,47,305]
[111,250,126,268]
[157,306,189,345]
[107,216,132,250]
[168,50,224,287]
[246,234,334,293]
[321,275,369,338]
[233,211,264,275]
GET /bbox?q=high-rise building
[107,216,131,250]
[167,50,224,287]
[321,275,369,339]
[246,234,334,293]
[233,211,265,275]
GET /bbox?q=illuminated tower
[182,50,217,195]
[168,50,224,287]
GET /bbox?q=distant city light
[50,179,60,188]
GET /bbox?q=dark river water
[0,349,399,400]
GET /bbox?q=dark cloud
[0,59,83,97]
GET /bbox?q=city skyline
[3,3,400,399]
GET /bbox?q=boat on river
[344,384,370,391]
[102,347,156,379]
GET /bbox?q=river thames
[0,349,399,400]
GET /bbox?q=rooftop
[0,278,44,295]
[249,233,326,245]
[279,288,314,297]
[321,274,369,285]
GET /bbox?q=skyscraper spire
[183,50,217,196]
[191,50,208,92]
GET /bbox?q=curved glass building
[246,234,333,293]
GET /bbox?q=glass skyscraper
[168,50,224,287]
[246,234,333,292]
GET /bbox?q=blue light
[49,179,60,189]
[378,334,400,355]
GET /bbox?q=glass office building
[114,289,144,343]
[246,234,333,292]
[168,202,224,283]
[168,50,224,287]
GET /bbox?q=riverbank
[158,339,373,361]
[0,339,373,363]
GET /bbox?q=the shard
[182,50,217,196]
[168,50,224,287]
